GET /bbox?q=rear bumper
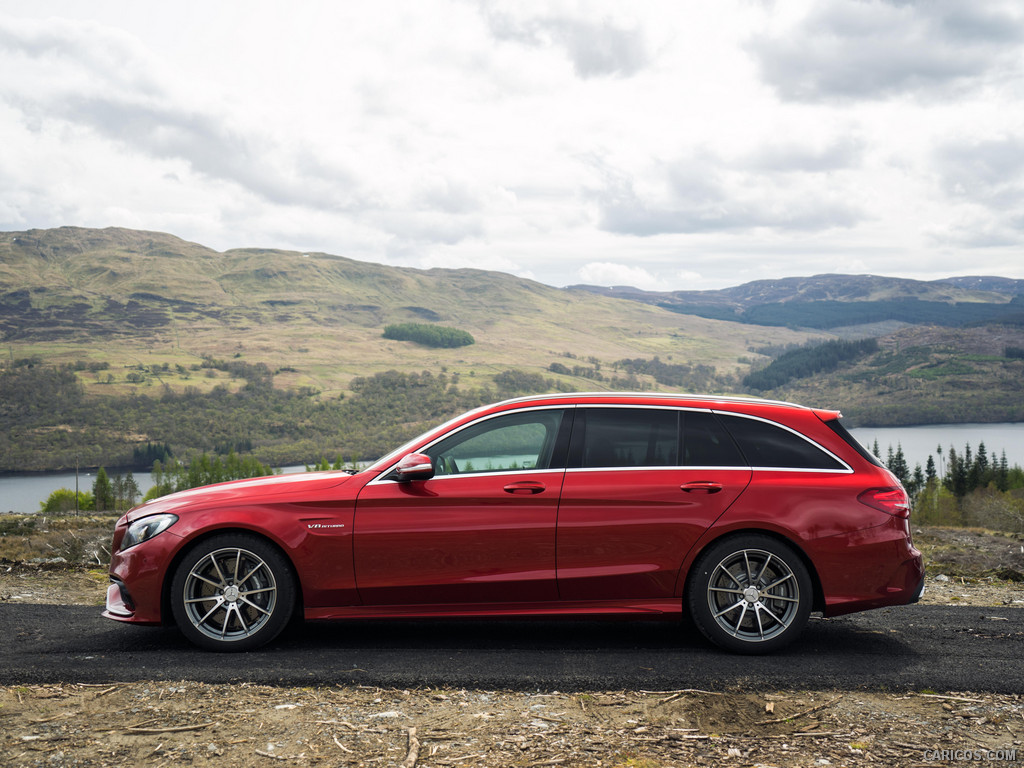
[909,570,926,604]
[811,516,925,618]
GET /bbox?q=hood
[126,470,357,522]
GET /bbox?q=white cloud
[480,4,652,78]
[748,0,1024,102]
[1,1,1024,291]
[934,138,1024,211]
[595,152,865,236]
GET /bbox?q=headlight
[121,513,178,551]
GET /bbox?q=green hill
[1,227,816,400]
[0,227,823,471]
[2,227,1023,472]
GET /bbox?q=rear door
[556,407,751,601]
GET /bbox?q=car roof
[488,392,842,421]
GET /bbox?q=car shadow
[280,612,912,653]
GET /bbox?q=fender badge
[307,523,346,529]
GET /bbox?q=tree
[909,464,925,500]
[110,472,141,511]
[996,451,1011,492]
[944,447,967,500]
[382,323,474,348]
[886,444,910,487]
[93,467,113,511]
[122,471,140,509]
[965,443,981,494]
[40,488,95,514]
[925,455,936,482]
[142,451,275,501]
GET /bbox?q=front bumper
[103,578,136,619]
[102,524,183,625]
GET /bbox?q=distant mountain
[569,274,1024,330]
[935,276,1024,294]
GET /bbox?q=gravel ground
[2,526,1023,767]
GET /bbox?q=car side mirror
[394,452,435,481]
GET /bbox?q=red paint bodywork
[105,393,923,631]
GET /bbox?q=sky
[2,0,1024,291]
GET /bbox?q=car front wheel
[687,534,812,654]
[170,534,296,651]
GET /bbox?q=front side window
[425,409,566,476]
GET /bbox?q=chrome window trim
[367,402,854,484]
[564,465,850,475]
[574,403,852,473]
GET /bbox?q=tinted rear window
[682,411,745,466]
[825,418,883,467]
[717,414,846,470]
[575,408,679,468]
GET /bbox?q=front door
[353,408,571,605]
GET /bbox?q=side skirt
[304,599,683,622]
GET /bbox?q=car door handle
[680,481,723,494]
[503,481,546,495]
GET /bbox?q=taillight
[858,487,910,518]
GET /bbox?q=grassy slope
[767,324,1024,425]
[0,227,824,399]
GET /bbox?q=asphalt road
[2,604,1021,692]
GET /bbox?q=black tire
[687,534,812,654]
[170,533,296,652]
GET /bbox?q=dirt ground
[1,526,1023,767]
[0,681,1021,768]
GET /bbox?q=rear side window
[682,411,745,467]
[825,418,883,467]
[573,408,678,468]
[717,413,846,471]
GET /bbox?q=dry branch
[401,726,420,768]
[755,697,841,725]
[127,721,217,734]
[917,693,986,704]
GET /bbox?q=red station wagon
[104,393,924,653]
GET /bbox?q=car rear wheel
[170,534,296,651]
[687,534,812,654]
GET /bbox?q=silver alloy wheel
[705,547,800,643]
[181,546,278,643]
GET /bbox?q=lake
[2,423,1023,514]
[0,465,307,515]
[849,423,1024,473]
